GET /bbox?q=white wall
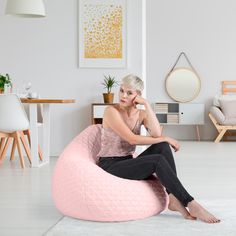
[0,0,143,155]
[147,0,236,140]
[1,0,234,156]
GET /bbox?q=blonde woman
[97,74,220,223]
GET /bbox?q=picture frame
[78,0,127,68]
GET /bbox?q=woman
[97,74,220,223]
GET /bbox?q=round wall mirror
[165,67,201,103]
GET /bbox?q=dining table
[21,98,76,167]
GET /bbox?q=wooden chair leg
[24,130,31,146]
[19,131,32,164]
[38,145,43,161]
[15,132,25,168]
[0,138,12,161]
[0,137,7,158]
[10,139,17,161]
[215,129,227,143]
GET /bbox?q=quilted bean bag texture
[52,124,168,222]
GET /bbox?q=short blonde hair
[121,74,144,95]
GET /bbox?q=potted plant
[101,75,118,103]
[0,74,12,94]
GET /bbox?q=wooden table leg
[196,125,200,141]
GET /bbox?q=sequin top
[97,112,142,158]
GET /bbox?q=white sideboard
[154,102,204,140]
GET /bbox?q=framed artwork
[78,0,127,68]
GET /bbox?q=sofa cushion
[210,106,236,125]
[223,117,236,125]
[219,99,236,118]
[213,95,236,107]
[210,106,225,124]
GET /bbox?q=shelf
[154,102,204,125]
[91,103,117,124]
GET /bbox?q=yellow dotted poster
[79,0,126,68]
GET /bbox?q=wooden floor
[0,141,235,236]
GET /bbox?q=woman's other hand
[165,137,180,152]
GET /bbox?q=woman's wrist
[163,136,169,143]
[144,101,151,108]
[155,136,168,143]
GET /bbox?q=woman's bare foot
[187,200,220,223]
[168,194,196,220]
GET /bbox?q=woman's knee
[151,141,170,150]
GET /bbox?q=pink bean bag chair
[52,124,168,222]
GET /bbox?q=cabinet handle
[181,112,183,115]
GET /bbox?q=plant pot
[103,93,114,104]
[0,88,4,94]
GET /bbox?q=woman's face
[119,85,139,107]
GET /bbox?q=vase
[103,93,114,103]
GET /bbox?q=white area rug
[45,199,236,236]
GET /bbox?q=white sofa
[209,95,236,142]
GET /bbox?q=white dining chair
[0,94,41,168]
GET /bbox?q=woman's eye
[120,89,124,93]
[127,92,132,95]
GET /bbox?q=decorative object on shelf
[101,75,118,103]
[0,74,12,94]
[5,0,46,17]
[22,81,32,97]
[78,0,127,68]
[165,52,201,103]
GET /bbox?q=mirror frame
[165,67,201,103]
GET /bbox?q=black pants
[98,142,194,207]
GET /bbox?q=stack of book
[154,103,168,113]
[167,114,179,123]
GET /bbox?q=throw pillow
[219,99,236,118]
[214,95,236,107]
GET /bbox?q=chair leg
[0,138,12,162]
[24,130,31,146]
[0,138,6,158]
[19,131,32,164]
[10,139,17,161]
[38,145,43,161]
[215,129,227,143]
[15,132,25,168]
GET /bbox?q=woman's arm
[142,102,162,137]
[133,96,162,137]
[103,106,166,145]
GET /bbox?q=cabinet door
[179,104,204,124]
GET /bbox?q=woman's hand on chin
[133,95,148,106]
